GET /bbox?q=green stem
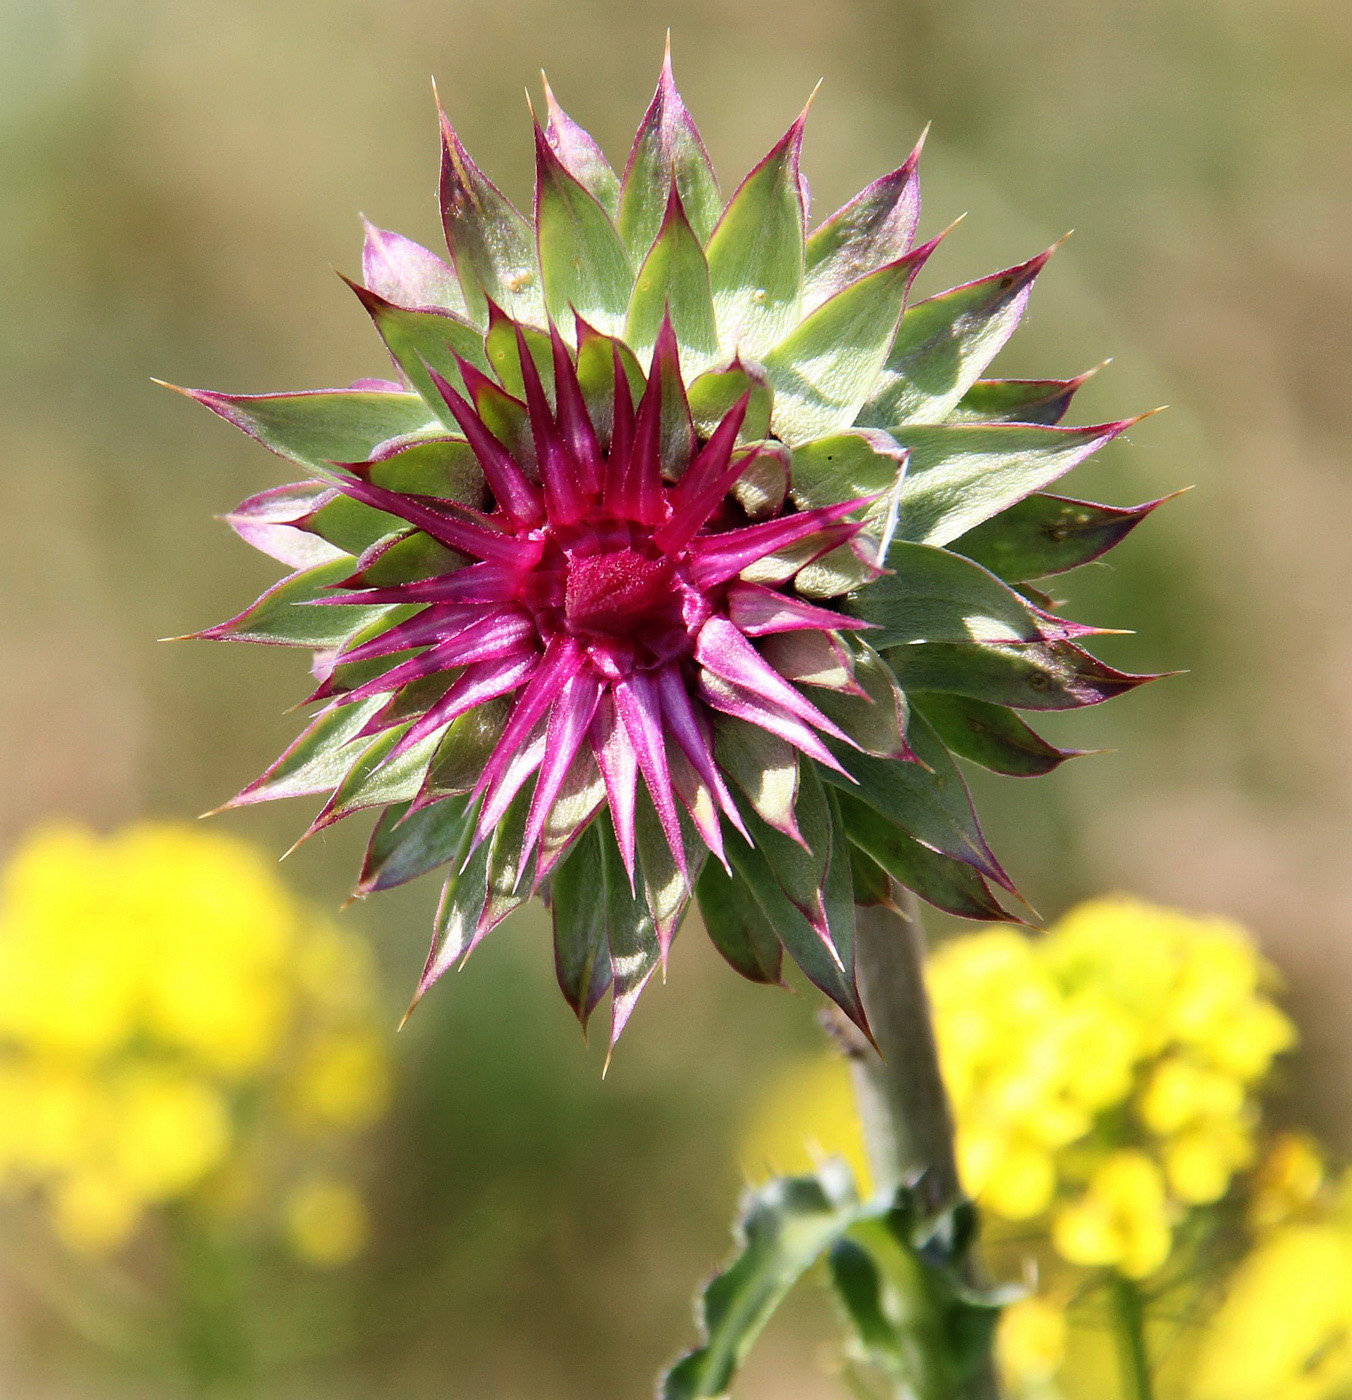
[167,1208,257,1397]
[1110,1274,1155,1400]
[844,890,1003,1400]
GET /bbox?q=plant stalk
[1110,1274,1155,1400]
[846,889,1003,1400]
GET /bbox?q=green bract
[169,50,1167,1049]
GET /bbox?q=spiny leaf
[822,712,1013,892]
[223,482,345,569]
[859,246,1055,427]
[416,808,492,1002]
[889,419,1137,547]
[838,793,1015,923]
[763,242,935,444]
[192,558,393,648]
[887,638,1159,711]
[356,796,472,896]
[661,1167,865,1400]
[705,114,806,358]
[950,370,1100,426]
[541,76,620,216]
[728,803,865,1032]
[216,697,385,810]
[712,714,800,839]
[914,693,1085,777]
[790,429,908,511]
[847,540,1046,648]
[804,130,924,311]
[168,386,439,475]
[626,185,718,366]
[534,121,633,337]
[810,641,911,760]
[439,102,543,324]
[550,822,615,1027]
[687,359,773,442]
[618,48,721,257]
[598,817,662,1051]
[695,859,783,984]
[345,278,488,424]
[361,219,468,315]
[573,316,646,446]
[950,490,1176,582]
[312,722,446,829]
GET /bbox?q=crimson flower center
[563,546,674,636]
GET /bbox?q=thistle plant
[167,48,1168,1398]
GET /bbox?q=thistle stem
[845,889,1003,1400]
[1110,1274,1155,1400]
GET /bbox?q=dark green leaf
[662,1168,864,1400]
[695,860,783,984]
[810,641,910,759]
[314,723,445,827]
[838,793,1014,923]
[949,373,1095,426]
[828,1239,909,1383]
[550,822,614,1026]
[847,541,1044,648]
[356,796,472,896]
[949,490,1171,582]
[886,639,1155,711]
[914,693,1084,777]
[417,808,492,999]
[420,699,512,799]
[481,784,536,935]
[822,712,1012,891]
[728,794,864,1031]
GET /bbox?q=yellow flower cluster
[929,897,1293,1280]
[740,896,1311,1399]
[0,822,390,1265]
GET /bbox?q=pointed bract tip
[905,122,932,169]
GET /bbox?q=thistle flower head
[169,52,1169,1048]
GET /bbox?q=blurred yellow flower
[1191,1223,1352,1400]
[929,896,1293,1272]
[740,1053,870,1188]
[999,1296,1068,1388]
[0,821,391,1265]
[283,1175,370,1267]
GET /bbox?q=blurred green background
[2,0,1349,1393]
